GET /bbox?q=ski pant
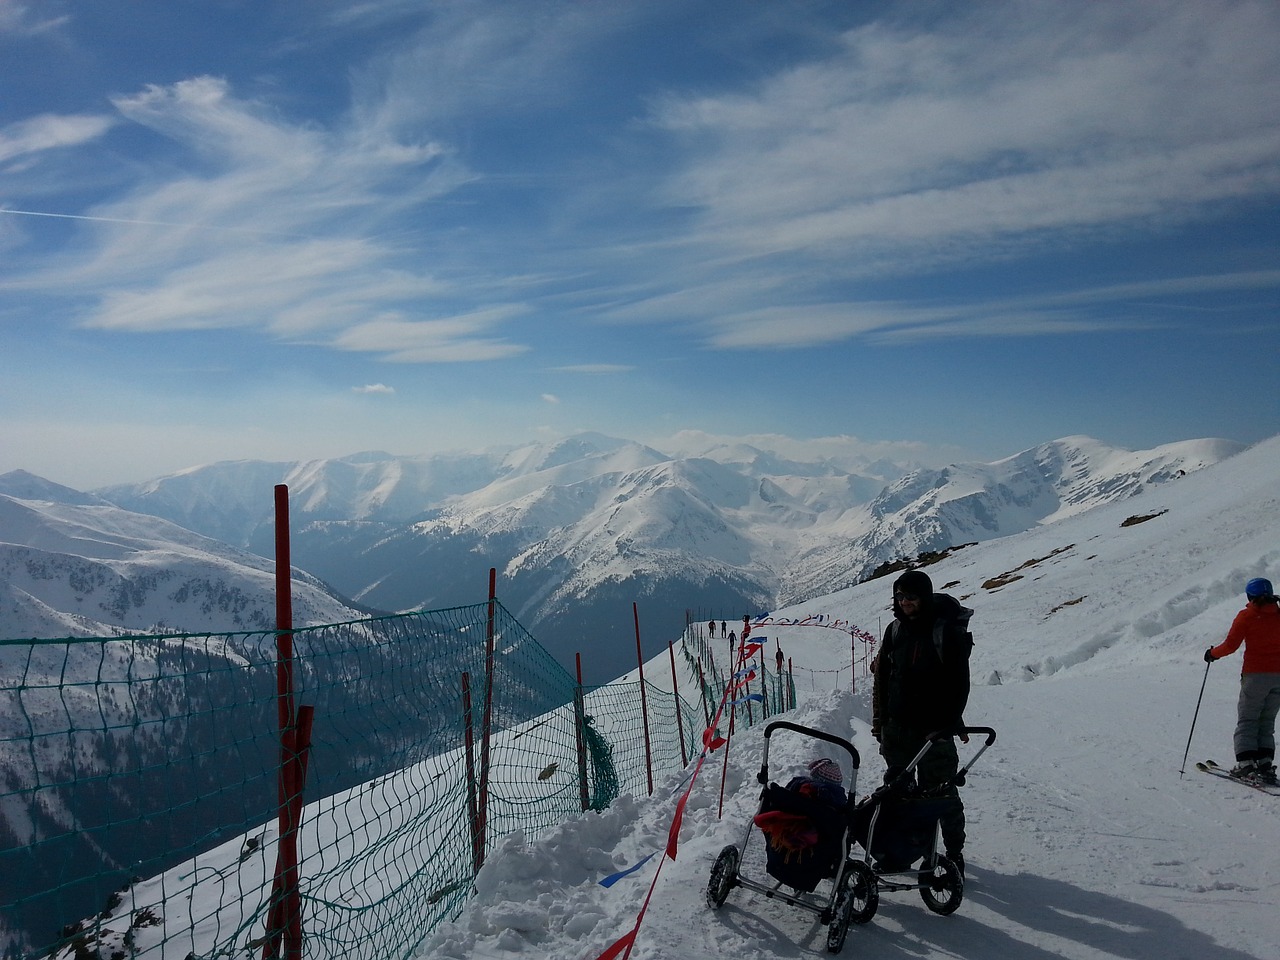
[879,721,965,856]
[1233,671,1280,762]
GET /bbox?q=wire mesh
[1,605,780,960]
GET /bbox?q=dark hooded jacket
[872,573,974,737]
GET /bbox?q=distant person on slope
[871,569,974,875]
[708,619,716,638]
[1204,577,1280,784]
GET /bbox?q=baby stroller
[848,726,997,920]
[705,720,873,954]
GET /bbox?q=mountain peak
[0,470,107,506]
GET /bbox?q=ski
[1195,760,1280,795]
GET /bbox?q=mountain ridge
[1,432,1248,680]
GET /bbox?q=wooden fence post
[574,653,590,811]
[633,603,654,796]
[461,672,482,874]
[668,641,688,767]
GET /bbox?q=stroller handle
[883,725,999,794]
[932,725,996,747]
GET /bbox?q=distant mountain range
[0,471,365,640]
[0,431,1237,681]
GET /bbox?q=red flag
[594,929,637,960]
[666,787,692,860]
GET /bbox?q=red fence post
[633,603,654,796]
[285,705,313,960]
[265,484,303,960]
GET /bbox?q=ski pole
[1178,660,1211,778]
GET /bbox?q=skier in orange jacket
[1205,577,1280,783]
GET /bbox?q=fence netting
[0,606,795,960]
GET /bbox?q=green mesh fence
[0,605,790,960]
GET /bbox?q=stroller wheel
[824,866,855,954]
[918,855,964,915]
[844,859,878,925]
[707,844,740,908]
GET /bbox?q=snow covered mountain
[85,433,1240,681]
[44,432,1280,960]
[0,470,365,639]
[779,435,1242,604]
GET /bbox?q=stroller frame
[849,726,997,918]
[706,720,867,954]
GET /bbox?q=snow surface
[425,435,1280,960]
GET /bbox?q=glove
[1203,647,1217,663]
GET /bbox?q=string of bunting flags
[590,639,764,960]
[591,615,879,958]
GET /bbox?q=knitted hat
[808,757,843,784]
[1246,577,1274,599]
[893,569,933,601]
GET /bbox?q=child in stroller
[788,757,847,806]
[753,757,848,891]
[706,721,872,954]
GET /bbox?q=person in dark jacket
[871,569,974,873]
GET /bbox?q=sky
[2,0,1280,490]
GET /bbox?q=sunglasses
[894,593,920,602]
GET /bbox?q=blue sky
[2,0,1279,489]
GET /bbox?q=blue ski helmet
[1246,577,1274,599]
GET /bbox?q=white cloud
[541,393,560,404]
[0,113,114,163]
[7,0,1280,371]
[331,306,530,362]
[652,1,1280,261]
[15,75,510,363]
[353,383,395,394]
[651,428,961,470]
[550,364,633,374]
[0,2,69,37]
